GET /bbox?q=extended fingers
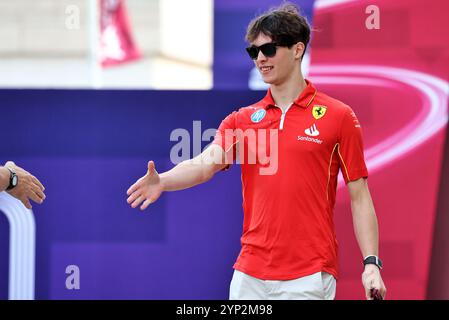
[127,188,141,204]
[131,195,144,209]
[28,190,43,204]
[34,187,46,201]
[20,197,32,210]
[30,175,45,191]
[30,180,46,199]
[127,181,140,196]
[21,176,46,203]
[140,198,153,211]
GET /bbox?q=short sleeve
[212,111,238,168]
[337,107,368,184]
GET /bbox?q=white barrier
[0,192,36,300]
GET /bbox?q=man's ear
[295,42,305,59]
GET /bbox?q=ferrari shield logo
[312,105,327,120]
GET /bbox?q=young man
[0,161,46,209]
[127,4,386,300]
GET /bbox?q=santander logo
[305,124,320,137]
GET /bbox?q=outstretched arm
[126,144,229,211]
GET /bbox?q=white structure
[0,192,36,300]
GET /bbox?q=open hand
[126,161,163,211]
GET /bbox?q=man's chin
[261,76,274,85]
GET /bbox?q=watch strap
[363,255,383,270]
[6,168,17,191]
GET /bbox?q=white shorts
[229,269,336,300]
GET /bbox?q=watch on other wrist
[6,168,18,191]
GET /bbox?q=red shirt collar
[262,79,317,109]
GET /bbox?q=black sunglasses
[245,42,280,60]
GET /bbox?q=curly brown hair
[245,2,311,59]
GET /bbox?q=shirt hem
[234,263,339,281]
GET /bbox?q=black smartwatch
[6,168,18,191]
[363,255,383,270]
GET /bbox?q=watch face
[12,175,18,186]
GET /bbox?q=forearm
[160,159,215,192]
[0,166,9,192]
[351,188,379,258]
[352,187,387,298]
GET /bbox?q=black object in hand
[370,288,383,300]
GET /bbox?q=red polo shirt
[212,80,368,280]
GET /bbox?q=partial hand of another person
[5,161,46,209]
[127,161,163,211]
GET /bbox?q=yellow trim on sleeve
[337,144,351,183]
[327,143,339,201]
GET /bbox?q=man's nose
[257,50,267,62]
